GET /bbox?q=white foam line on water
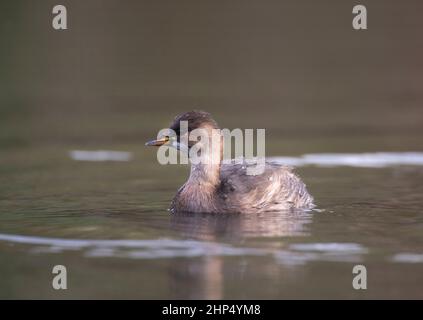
[0,233,265,258]
[268,152,423,168]
[0,233,368,264]
[391,253,423,263]
[0,233,210,249]
[67,151,423,166]
[69,150,132,162]
[289,242,367,253]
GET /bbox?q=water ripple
[391,253,423,263]
[0,233,370,265]
[69,150,132,162]
[268,152,423,168]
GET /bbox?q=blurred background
[1,0,423,153]
[1,0,423,299]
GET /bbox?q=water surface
[1,145,423,299]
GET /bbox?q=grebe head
[170,110,219,134]
[145,110,220,154]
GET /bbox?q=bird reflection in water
[170,209,313,241]
[167,210,313,299]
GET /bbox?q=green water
[1,0,423,299]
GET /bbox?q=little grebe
[146,111,314,213]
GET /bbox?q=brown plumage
[146,111,314,213]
